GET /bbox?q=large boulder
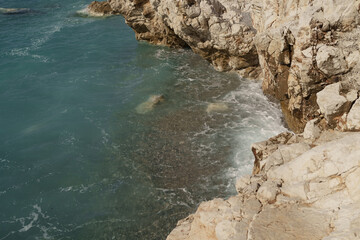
[316,82,352,123]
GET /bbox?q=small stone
[256,180,281,204]
[303,119,321,140]
[346,98,360,130]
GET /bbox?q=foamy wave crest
[75,7,112,18]
[1,204,55,240]
[6,22,63,61]
[222,79,287,182]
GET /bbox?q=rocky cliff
[88,0,360,239]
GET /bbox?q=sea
[0,0,287,239]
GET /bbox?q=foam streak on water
[0,0,286,239]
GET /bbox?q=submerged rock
[135,95,165,114]
[0,7,34,15]
[206,103,228,113]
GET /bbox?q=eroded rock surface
[168,131,360,240]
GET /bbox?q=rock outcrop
[108,0,189,47]
[88,0,360,238]
[93,0,261,78]
[168,131,360,240]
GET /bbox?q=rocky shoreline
[89,0,360,239]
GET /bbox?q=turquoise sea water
[0,1,287,239]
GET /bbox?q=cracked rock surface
[167,131,360,240]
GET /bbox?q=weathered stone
[248,205,332,240]
[346,98,360,130]
[235,175,250,194]
[316,46,349,76]
[256,180,281,204]
[316,83,351,123]
[168,131,360,240]
[88,1,114,16]
[303,119,321,140]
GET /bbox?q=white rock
[256,180,280,204]
[345,168,360,202]
[316,46,348,76]
[303,119,321,140]
[346,98,360,130]
[316,83,349,121]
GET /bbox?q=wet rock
[107,0,188,47]
[206,103,228,113]
[135,95,165,114]
[88,1,114,16]
[0,7,34,15]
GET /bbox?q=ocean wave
[0,204,54,240]
[5,22,63,62]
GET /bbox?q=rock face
[108,0,189,47]
[87,1,114,16]
[167,131,360,240]
[95,0,262,78]
[152,0,260,76]
[252,0,360,132]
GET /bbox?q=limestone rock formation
[87,1,114,16]
[167,131,360,240]
[152,0,260,76]
[108,0,189,47]
[102,0,262,78]
[252,0,360,132]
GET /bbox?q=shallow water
[0,0,287,239]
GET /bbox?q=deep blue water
[0,1,286,239]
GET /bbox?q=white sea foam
[6,21,63,61]
[222,79,287,183]
[59,183,95,193]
